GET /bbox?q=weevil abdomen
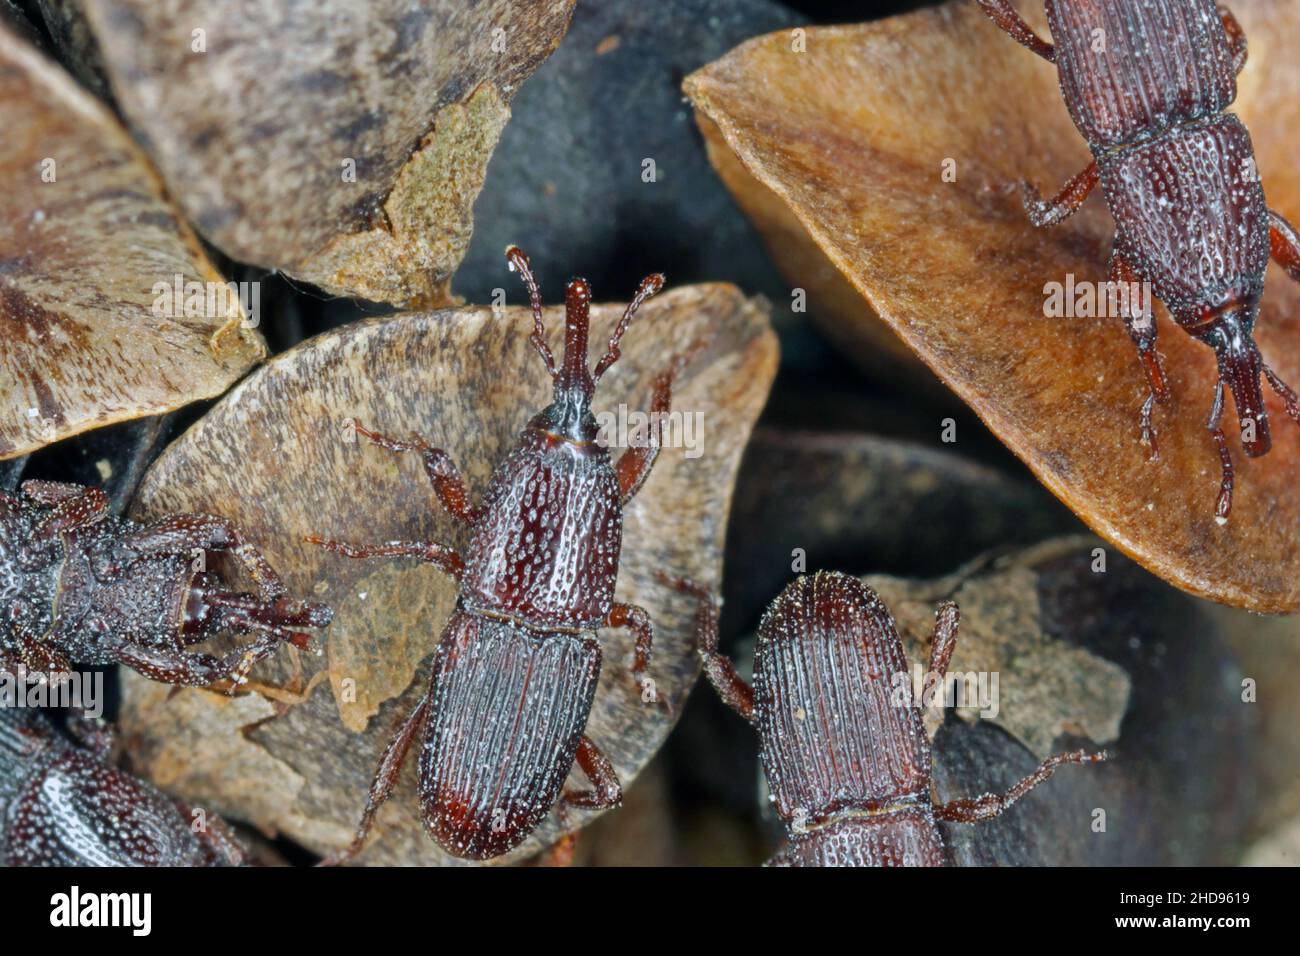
[462,425,621,629]
[1048,0,1237,149]
[418,609,602,860]
[768,810,946,868]
[1102,115,1269,314]
[753,572,930,826]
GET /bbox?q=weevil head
[506,245,665,447]
[531,277,601,445]
[1194,301,1271,457]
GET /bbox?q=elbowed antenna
[504,245,666,396]
[505,245,556,377]
[593,272,666,383]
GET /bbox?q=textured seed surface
[75,0,575,306]
[0,21,262,460]
[120,286,777,864]
[684,0,1300,612]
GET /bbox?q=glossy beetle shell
[753,572,931,828]
[1047,0,1237,149]
[462,423,621,630]
[0,711,234,866]
[418,609,602,860]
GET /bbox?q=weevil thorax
[1046,0,1237,151]
[753,572,933,834]
[0,711,211,866]
[0,710,46,825]
[461,277,623,630]
[768,812,947,867]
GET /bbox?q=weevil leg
[933,748,1107,823]
[1269,210,1300,283]
[925,602,961,706]
[111,630,293,689]
[659,573,755,723]
[1207,380,1236,522]
[1220,6,1248,75]
[197,589,332,637]
[8,599,71,673]
[350,422,481,526]
[975,0,1055,62]
[561,736,623,811]
[614,342,705,505]
[305,536,464,580]
[176,802,246,866]
[1022,161,1098,228]
[601,601,667,711]
[66,714,116,761]
[20,479,98,506]
[210,608,316,652]
[22,483,109,557]
[1111,254,1170,460]
[117,514,290,603]
[318,693,433,867]
[530,832,578,867]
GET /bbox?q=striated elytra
[670,570,1105,866]
[978,0,1300,521]
[311,246,696,862]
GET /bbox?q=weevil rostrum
[977,0,1300,520]
[669,571,1105,866]
[309,246,697,862]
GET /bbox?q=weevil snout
[506,246,666,439]
[1205,310,1272,457]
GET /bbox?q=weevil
[0,708,245,866]
[669,571,1105,866]
[976,0,1300,520]
[309,246,692,862]
[0,480,331,687]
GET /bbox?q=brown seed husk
[684,0,1300,613]
[76,0,575,307]
[867,538,1132,760]
[0,22,262,460]
[120,283,778,864]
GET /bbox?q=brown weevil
[310,246,692,863]
[0,480,332,686]
[0,709,245,866]
[976,0,1300,520]
[669,571,1106,866]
